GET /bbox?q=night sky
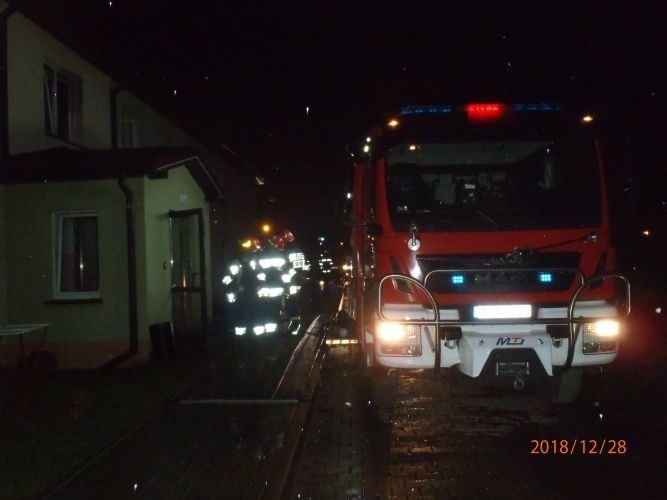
[31,1,666,254]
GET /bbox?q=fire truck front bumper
[372,303,622,377]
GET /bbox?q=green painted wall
[142,166,212,328]
[4,179,129,343]
[6,12,113,154]
[0,186,7,324]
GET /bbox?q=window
[121,118,138,148]
[43,64,82,141]
[53,212,100,299]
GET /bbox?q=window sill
[45,298,103,305]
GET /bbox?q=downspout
[99,173,138,370]
[99,83,138,370]
[0,4,18,159]
[110,84,122,149]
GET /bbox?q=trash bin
[149,322,176,361]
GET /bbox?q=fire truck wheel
[364,346,374,368]
[538,367,583,404]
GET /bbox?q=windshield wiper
[504,232,597,263]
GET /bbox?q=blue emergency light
[451,274,465,285]
[538,272,553,283]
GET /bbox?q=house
[0,2,252,369]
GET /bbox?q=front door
[170,209,206,339]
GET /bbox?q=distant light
[656,307,662,314]
[363,144,370,153]
[366,137,372,143]
[318,236,326,242]
[173,89,177,97]
[265,323,278,333]
[235,327,246,336]
[642,229,650,237]
[255,176,265,185]
[387,118,399,128]
[261,224,271,234]
[257,286,284,298]
[306,106,310,115]
[346,192,352,199]
[582,114,594,123]
[253,326,265,335]
[400,105,453,115]
[409,144,417,151]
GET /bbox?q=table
[0,324,49,410]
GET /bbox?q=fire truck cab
[344,103,630,402]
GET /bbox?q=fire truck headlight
[592,319,620,337]
[377,322,408,343]
[253,326,266,335]
[222,275,232,285]
[234,327,246,336]
[226,293,236,303]
[229,265,240,276]
[582,319,620,354]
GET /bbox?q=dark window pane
[43,65,55,134]
[59,215,99,293]
[56,78,70,140]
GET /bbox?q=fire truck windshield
[385,137,601,232]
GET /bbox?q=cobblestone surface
[290,343,665,499]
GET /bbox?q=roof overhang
[0,147,224,202]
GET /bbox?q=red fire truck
[342,103,630,402]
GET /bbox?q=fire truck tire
[539,367,583,404]
[364,345,374,368]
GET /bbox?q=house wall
[6,12,113,154]
[142,166,212,330]
[0,9,242,368]
[0,187,6,324]
[117,92,255,322]
[2,179,140,369]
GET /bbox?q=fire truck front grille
[418,252,580,294]
[378,329,422,357]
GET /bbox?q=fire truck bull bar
[376,269,631,372]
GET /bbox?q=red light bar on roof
[465,103,506,121]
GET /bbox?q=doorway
[169,209,206,339]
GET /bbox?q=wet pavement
[45,317,327,499]
[290,304,666,499]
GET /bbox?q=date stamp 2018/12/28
[530,439,627,455]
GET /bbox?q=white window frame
[52,211,101,300]
[121,118,138,148]
[43,64,82,142]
